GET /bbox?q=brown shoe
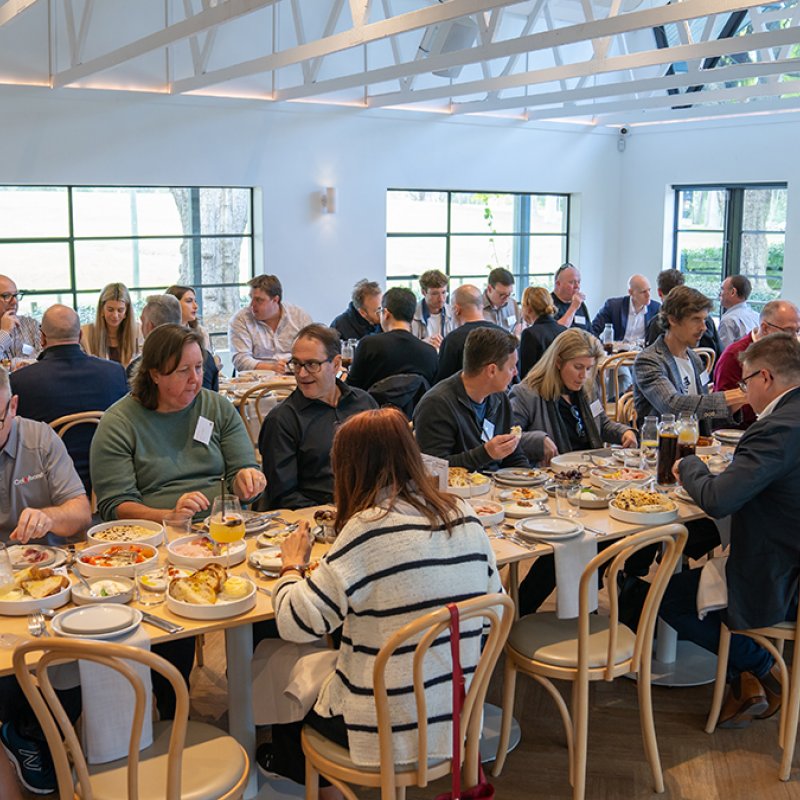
[718,672,769,728]
[755,664,782,720]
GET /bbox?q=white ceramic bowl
[76,543,159,578]
[549,454,589,470]
[608,501,678,525]
[446,482,491,498]
[0,569,71,616]
[87,519,164,548]
[467,500,504,527]
[166,578,256,620]
[71,576,135,605]
[166,535,247,568]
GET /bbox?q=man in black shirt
[551,262,591,331]
[346,287,438,390]
[330,279,382,342]
[436,284,501,382]
[259,325,377,509]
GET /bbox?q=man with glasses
[718,275,761,350]
[258,325,376,510]
[0,275,41,362]
[483,267,521,334]
[229,274,313,374]
[551,263,591,331]
[661,333,800,728]
[714,300,800,428]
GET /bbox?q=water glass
[136,566,168,606]
[555,483,581,518]
[163,513,193,542]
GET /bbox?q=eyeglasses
[568,403,585,439]
[0,398,12,430]
[765,320,800,335]
[287,358,333,375]
[0,292,22,303]
[738,369,769,392]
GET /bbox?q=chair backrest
[372,593,514,797]
[616,390,637,430]
[49,410,104,438]
[598,351,637,419]
[367,373,430,419]
[13,638,190,800]
[577,524,687,681]
[693,347,716,375]
[237,382,291,456]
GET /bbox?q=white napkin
[696,555,728,620]
[79,627,153,765]
[251,639,338,725]
[552,532,598,619]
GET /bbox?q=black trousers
[271,711,348,787]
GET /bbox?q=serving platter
[7,544,62,571]
[493,468,547,487]
[76,543,159,578]
[167,535,247,568]
[166,578,256,620]
[71,576,135,606]
[0,567,71,616]
[87,519,164,548]
[608,500,678,525]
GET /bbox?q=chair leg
[705,625,732,734]
[637,658,665,793]
[572,677,589,800]
[779,642,800,781]
[531,675,574,786]
[395,787,406,800]
[305,759,319,800]
[492,656,517,777]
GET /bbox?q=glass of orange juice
[209,493,245,568]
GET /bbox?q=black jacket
[646,314,722,359]
[436,320,502,383]
[330,302,381,342]
[518,316,567,379]
[413,373,528,470]
[347,329,438,391]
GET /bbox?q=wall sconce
[321,187,336,214]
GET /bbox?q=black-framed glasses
[0,292,22,303]
[738,369,768,392]
[568,403,585,438]
[765,320,800,335]
[287,358,333,375]
[0,398,12,430]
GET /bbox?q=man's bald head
[451,284,484,323]
[41,305,81,345]
[627,274,652,310]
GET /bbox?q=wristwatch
[279,564,308,578]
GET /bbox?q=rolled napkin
[251,639,338,725]
[696,555,728,620]
[79,627,153,764]
[552,531,598,619]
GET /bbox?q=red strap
[447,602,465,800]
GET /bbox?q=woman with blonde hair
[80,282,140,367]
[518,286,567,376]
[165,284,213,351]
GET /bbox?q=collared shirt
[0,315,41,361]
[411,300,455,342]
[623,297,647,343]
[757,386,798,420]
[482,291,520,333]
[228,303,314,372]
[0,417,85,541]
[718,302,760,351]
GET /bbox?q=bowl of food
[166,535,247,568]
[167,564,256,620]
[574,487,611,509]
[0,567,71,615]
[87,519,164,548]
[467,500,504,527]
[608,488,678,524]
[76,543,159,578]
[590,467,651,489]
[695,436,721,456]
[446,468,491,497]
[71,576,135,605]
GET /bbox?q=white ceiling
[1,0,799,128]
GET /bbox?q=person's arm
[590,301,613,337]
[717,315,737,352]
[260,408,318,509]
[556,294,586,328]
[599,412,636,447]
[12,496,92,544]
[509,385,549,463]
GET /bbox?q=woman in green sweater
[90,324,265,522]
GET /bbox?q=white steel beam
[0,0,38,28]
[51,0,278,89]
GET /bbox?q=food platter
[590,468,651,489]
[608,488,678,524]
[87,519,164,548]
[52,605,143,640]
[71,576,136,606]
[446,482,491,498]
[493,468,548,487]
[76,543,159,578]
[514,517,584,542]
[574,488,611,509]
[7,544,66,571]
[503,500,549,519]
[0,567,71,615]
[167,575,256,620]
[167,535,247,568]
[447,468,492,497]
[467,500,504,527]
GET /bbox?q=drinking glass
[0,544,14,594]
[341,340,355,371]
[555,482,581,518]
[208,493,245,569]
[162,512,193,542]
[136,566,168,605]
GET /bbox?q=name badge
[506,315,516,327]
[482,419,495,443]
[21,344,34,356]
[193,416,214,446]
[700,370,710,387]
[574,315,586,326]
[590,399,603,418]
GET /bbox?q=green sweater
[90,390,259,520]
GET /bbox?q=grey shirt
[482,291,520,333]
[0,417,86,541]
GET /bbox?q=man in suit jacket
[660,333,800,727]
[591,274,660,343]
[10,305,129,493]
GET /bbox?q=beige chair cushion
[87,721,246,800]
[507,613,636,669]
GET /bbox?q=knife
[140,612,184,634]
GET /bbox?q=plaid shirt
[0,315,41,360]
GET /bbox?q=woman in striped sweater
[261,407,502,794]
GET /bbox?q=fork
[27,611,46,637]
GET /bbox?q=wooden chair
[301,593,514,800]
[237,382,292,459]
[13,638,249,800]
[616,390,637,430]
[493,525,688,800]
[693,347,716,375]
[705,596,800,781]
[598,351,637,419]
[49,410,105,438]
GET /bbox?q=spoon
[71,564,98,597]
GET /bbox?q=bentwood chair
[301,593,514,800]
[50,411,104,512]
[705,592,800,781]
[14,638,249,800]
[616,390,638,430]
[493,525,688,800]
[598,351,637,419]
[693,347,716,376]
[237,382,293,459]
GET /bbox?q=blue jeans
[659,568,775,680]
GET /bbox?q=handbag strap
[447,602,465,800]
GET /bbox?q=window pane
[72,187,185,237]
[529,235,567,276]
[677,189,726,231]
[173,237,252,287]
[450,235,516,280]
[196,285,248,336]
[742,188,787,233]
[386,237,446,277]
[74,238,186,290]
[0,243,71,290]
[199,188,252,235]
[0,187,69,238]
[387,191,447,233]
[530,195,568,234]
[451,193,517,234]
[18,292,75,321]
[740,232,783,310]
[676,231,723,308]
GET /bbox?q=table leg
[226,623,259,799]
[508,562,519,621]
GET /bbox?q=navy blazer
[591,296,661,340]
[10,344,129,492]
[680,387,800,629]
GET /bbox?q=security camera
[619,126,629,136]
[617,125,630,152]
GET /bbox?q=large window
[672,184,786,312]
[386,190,570,292]
[0,186,254,348]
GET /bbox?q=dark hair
[661,285,712,327]
[728,275,752,301]
[248,274,282,301]
[419,269,448,292]
[383,287,417,324]
[463,327,518,376]
[741,333,800,384]
[331,408,461,534]
[165,285,200,331]
[351,280,381,310]
[488,267,514,287]
[554,262,578,281]
[657,269,685,295]
[132,324,204,410]
[294,324,341,360]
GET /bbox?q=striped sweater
[272,498,503,767]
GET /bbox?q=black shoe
[256,743,284,780]
[0,721,57,795]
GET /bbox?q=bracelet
[279,564,307,578]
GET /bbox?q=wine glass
[208,493,245,569]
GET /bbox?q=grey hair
[0,366,8,398]
[142,294,182,328]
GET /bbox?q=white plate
[166,578,256,620]
[514,517,583,542]
[608,502,679,525]
[673,487,697,504]
[612,448,641,464]
[590,469,652,489]
[503,502,549,519]
[0,568,71,616]
[249,547,282,572]
[76,543,159,578]
[549,454,589,470]
[71,576,135,605]
[256,529,293,548]
[87,519,164,548]
[713,429,744,444]
[493,468,547,486]
[167,535,247,568]
[7,545,57,571]
[446,482,491,498]
[467,500,504,527]
[53,605,142,639]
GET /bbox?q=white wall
[0,85,621,323]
